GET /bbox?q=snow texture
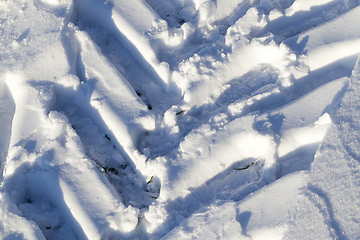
[1,0,360,239]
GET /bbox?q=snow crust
[1,0,360,239]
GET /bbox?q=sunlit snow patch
[278,113,332,158]
[286,0,341,16]
[156,114,276,202]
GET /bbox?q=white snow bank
[154,65,347,203]
[0,77,15,180]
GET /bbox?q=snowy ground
[1,0,360,239]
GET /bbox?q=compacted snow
[1,0,360,239]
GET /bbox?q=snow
[1,0,360,239]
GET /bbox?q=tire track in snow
[56,20,162,213]
[62,24,154,180]
[54,96,157,209]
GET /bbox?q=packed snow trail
[1,0,360,239]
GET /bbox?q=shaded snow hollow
[1,0,360,239]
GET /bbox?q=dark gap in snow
[145,1,178,26]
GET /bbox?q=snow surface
[1,0,360,239]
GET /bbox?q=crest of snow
[269,8,284,21]
[277,114,331,158]
[302,39,360,71]
[197,1,216,27]
[72,27,152,174]
[285,0,340,16]
[226,8,267,38]
[212,0,250,22]
[137,115,156,131]
[272,75,347,157]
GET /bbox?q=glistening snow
[1,0,360,239]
